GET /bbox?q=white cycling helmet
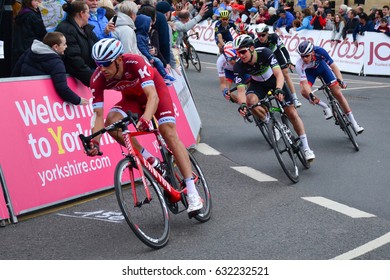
[255,23,269,33]
[92,38,124,63]
[232,34,254,50]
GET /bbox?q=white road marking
[195,143,221,155]
[302,196,376,218]
[232,166,277,182]
[332,231,390,260]
[57,213,123,223]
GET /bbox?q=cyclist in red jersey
[86,38,203,214]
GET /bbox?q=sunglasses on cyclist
[257,33,267,37]
[300,54,311,58]
[96,59,115,67]
[237,48,249,55]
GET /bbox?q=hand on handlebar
[274,88,285,101]
[337,79,347,89]
[137,115,153,132]
[309,92,319,105]
[238,103,248,117]
[86,139,102,157]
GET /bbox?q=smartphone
[111,15,117,26]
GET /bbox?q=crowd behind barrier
[187,20,390,76]
[0,73,200,224]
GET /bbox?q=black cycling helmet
[232,34,254,50]
[297,41,314,56]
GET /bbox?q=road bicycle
[249,90,310,183]
[79,111,212,249]
[179,31,201,72]
[311,78,359,151]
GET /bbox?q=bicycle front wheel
[332,101,359,151]
[267,120,299,183]
[282,115,310,169]
[253,114,273,148]
[189,46,201,72]
[114,157,170,249]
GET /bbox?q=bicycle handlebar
[79,111,139,155]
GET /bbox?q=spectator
[310,6,326,30]
[134,14,176,83]
[265,6,277,26]
[56,0,98,87]
[295,10,303,22]
[174,4,208,48]
[256,6,270,24]
[383,5,389,22]
[275,7,294,34]
[12,32,89,105]
[339,4,349,22]
[323,0,332,15]
[368,7,377,21]
[342,9,359,41]
[295,7,313,31]
[12,0,47,68]
[324,11,334,30]
[375,18,390,35]
[139,0,171,67]
[247,7,259,24]
[112,1,142,55]
[353,12,375,46]
[138,5,168,67]
[373,9,384,29]
[85,0,115,39]
[331,14,345,43]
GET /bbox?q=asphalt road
[1,53,390,263]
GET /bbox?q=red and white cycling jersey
[90,53,175,122]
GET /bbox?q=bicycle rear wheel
[253,114,273,148]
[114,157,170,249]
[189,46,201,72]
[267,120,299,183]
[332,101,359,151]
[165,150,212,222]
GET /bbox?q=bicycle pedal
[188,210,200,219]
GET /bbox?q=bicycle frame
[79,114,185,206]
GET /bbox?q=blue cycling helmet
[297,41,314,56]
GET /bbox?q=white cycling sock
[185,178,198,196]
[299,134,310,151]
[347,112,358,126]
[316,100,329,110]
[291,93,298,100]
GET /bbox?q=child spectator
[12,32,89,105]
[134,14,175,84]
[295,8,313,31]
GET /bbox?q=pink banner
[0,76,195,215]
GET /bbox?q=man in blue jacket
[275,8,294,34]
[86,0,115,39]
[353,12,375,46]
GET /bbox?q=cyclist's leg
[246,81,268,121]
[156,83,202,212]
[217,54,227,93]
